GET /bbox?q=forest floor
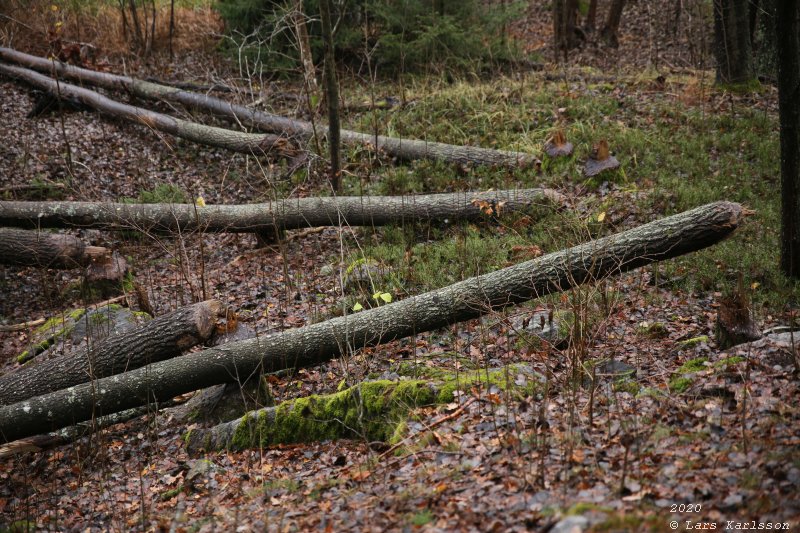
[1,1,800,532]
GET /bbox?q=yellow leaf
[50,4,59,11]
[597,211,606,222]
[751,282,760,290]
[380,292,392,303]
[352,302,363,311]
[195,196,206,207]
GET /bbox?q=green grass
[331,71,798,314]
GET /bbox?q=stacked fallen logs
[0,47,541,169]
[0,202,743,445]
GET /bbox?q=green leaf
[380,292,393,303]
[352,302,363,311]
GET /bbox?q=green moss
[160,486,183,501]
[636,321,668,338]
[677,357,708,373]
[231,365,540,449]
[409,509,434,527]
[612,378,640,395]
[566,502,612,515]
[715,356,745,368]
[677,335,709,349]
[669,377,693,394]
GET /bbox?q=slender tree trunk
[0,301,223,406]
[0,228,107,268]
[319,0,341,192]
[169,0,175,58]
[553,0,580,59]
[585,0,598,32]
[713,0,755,84]
[0,202,743,443]
[776,0,800,278]
[0,63,295,157]
[0,189,564,234]
[601,0,627,48]
[0,47,541,169]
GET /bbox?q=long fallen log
[0,300,223,406]
[0,202,743,443]
[0,47,539,169]
[0,63,295,158]
[0,227,108,268]
[0,189,564,234]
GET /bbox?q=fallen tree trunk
[0,47,539,169]
[0,227,107,268]
[0,300,223,406]
[0,63,295,158]
[0,202,743,443]
[186,364,539,452]
[0,189,564,234]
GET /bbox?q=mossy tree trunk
[0,63,295,158]
[713,0,755,84]
[0,47,540,169]
[0,202,743,444]
[776,0,800,278]
[0,189,564,234]
[0,228,107,269]
[0,300,223,406]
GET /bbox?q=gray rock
[551,515,590,533]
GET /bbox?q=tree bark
[319,0,341,192]
[0,201,743,443]
[0,47,540,169]
[0,63,295,158]
[585,0,598,32]
[0,228,107,268]
[553,0,580,59]
[776,0,800,278]
[0,300,223,406]
[713,0,755,84]
[601,0,627,48]
[0,189,565,234]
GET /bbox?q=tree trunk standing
[0,202,743,443]
[0,47,541,169]
[0,228,107,269]
[0,300,223,406]
[713,0,755,84]
[600,0,627,48]
[0,189,564,234]
[585,0,598,33]
[319,0,341,192]
[776,0,800,278]
[0,63,295,158]
[553,0,580,59]
[169,0,175,59]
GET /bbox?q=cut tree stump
[0,63,295,158]
[0,228,107,269]
[0,189,564,234]
[0,47,540,169]
[0,202,743,443]
[0,300,223,406]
